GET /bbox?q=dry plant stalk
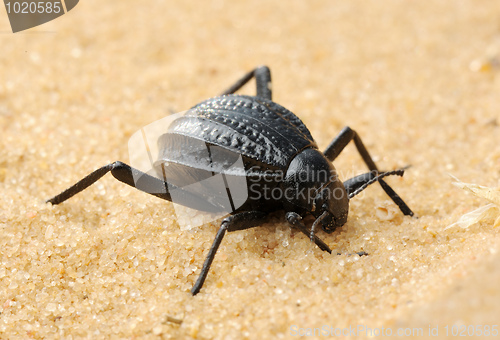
[446,176,500,230]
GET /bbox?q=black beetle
[47,66,413,295]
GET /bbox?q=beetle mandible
[47,66,414,295]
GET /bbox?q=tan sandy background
[1,0,500,339]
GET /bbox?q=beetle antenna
[348,169,406,199]
[310,210,329,242]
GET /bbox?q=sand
[1,0,500,338]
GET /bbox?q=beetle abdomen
[156,95,317,172]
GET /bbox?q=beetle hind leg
[220,66,272,100]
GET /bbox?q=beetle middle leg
[220,65,272,100]
[191,210,268,295]
[323,126,414,216]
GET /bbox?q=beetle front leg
[323,126,414,216]
[220,66,272,100]
[191,211,267,295]
[285,212,332,254]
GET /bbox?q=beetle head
[311,179,349,233]
[284,148,349,233]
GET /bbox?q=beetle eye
[311,201,335,232]
[317,204,334,232]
